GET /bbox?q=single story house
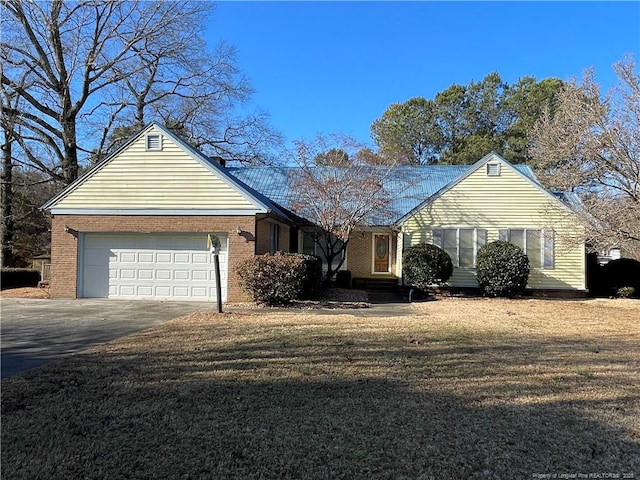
[43,122,586,302]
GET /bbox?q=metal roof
[227,163,539,226]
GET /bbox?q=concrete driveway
[1,298,214,378]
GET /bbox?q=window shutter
[432,229,442,248]
[543,229,555,269]
[498,230,508,242]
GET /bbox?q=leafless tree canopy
[530,55,640,252]
[1,0,280,181]
[288,134,397,283]
[1,0,281,265]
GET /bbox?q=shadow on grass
[2,320,639,480]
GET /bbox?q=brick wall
[347,231,397,278]
[50,215,256,302]
[255,218,290,255]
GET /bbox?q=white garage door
[81,233,227,301]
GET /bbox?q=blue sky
[207,1,640,148]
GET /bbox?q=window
[432,228,487,268]
[302,230,315,255]
[269,223,280,254]
[499,229,554,269]
[300,230,346,272]
[145,134,162,151]
[486,163,501,176]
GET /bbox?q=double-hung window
[499,228,554,269]
[432,228,487,268]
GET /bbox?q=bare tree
[2,0,277,185]
[1,73,18,266]
[91,30,281,164]
[288,134,398,284]
[530,55,640,253]
[1,0,281,263]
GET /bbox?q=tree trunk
[1,131,14,267]
[61,115,79,184]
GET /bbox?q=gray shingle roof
[227,164,539,226]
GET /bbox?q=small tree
[403,243,453,289]
[476,241,530,297]
[288,134,398,285]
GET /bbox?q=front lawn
[2,298,638,479]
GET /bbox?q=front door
[373,234,391,273]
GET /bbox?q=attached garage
[43,123,292,302]
[80,233,227,302]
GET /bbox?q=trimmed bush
[402,243,453,289]
[476,241,530,297]
[236,252,321,305]
[335,270,352,289]
[1,268,41,290]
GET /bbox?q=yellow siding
[403,164,585,290]
[55,126,257,210]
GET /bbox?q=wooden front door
[373,234,391,273]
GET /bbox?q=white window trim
[432,227,486,268]
[371,233,392,274]
[499,228,555,269]
[145,134,162,151]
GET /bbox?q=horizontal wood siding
[55,126,257,210]
[403,165,585,290]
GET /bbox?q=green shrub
[1,268,41,290]
[402,243,453,289]
[616,286,635,298]
[335,270,352,289]
[236,252,320,305]
[476,241,530,297]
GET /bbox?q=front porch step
[352,277,398,291]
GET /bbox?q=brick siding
[347,231,397,278]
[50,215,257,302]
[255,218,290,255]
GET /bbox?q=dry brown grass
[0,286,50,299]
[2,298,639,479]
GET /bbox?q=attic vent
[145,134,162,151]
[486,163,500,176]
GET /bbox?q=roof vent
[145,134,162,151]
[487,163,500,176]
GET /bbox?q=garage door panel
[155,269,171,280]
[137,286,153,296]
[138,269,153,280]
[192,270,208,281]
[119,252,136,263]
[120,269,136,279]
[138,252,154,263]
[174,270,190,280]
[156,253,172,263]
[192,253,209,264]
[82,233,226,302]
